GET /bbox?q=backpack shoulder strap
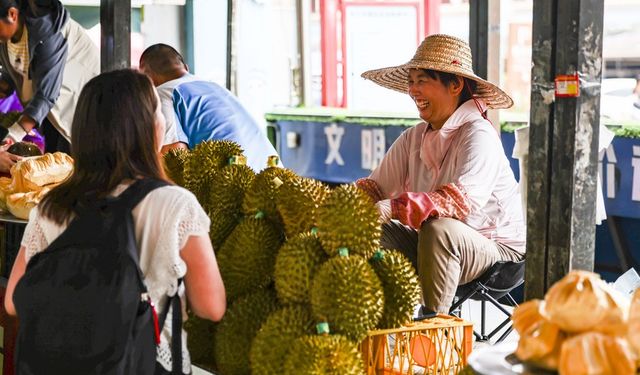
[158,279,184,374]
[117,178,171,211]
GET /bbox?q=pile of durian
[512,270,640,375]
[163,141,421,375]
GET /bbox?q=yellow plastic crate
[360,315,473,374]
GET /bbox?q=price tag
[555,74,580,97]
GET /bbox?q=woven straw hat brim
[361,62,513,110]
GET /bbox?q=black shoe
[413,306,437,321]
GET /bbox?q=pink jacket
[358,100,525,253]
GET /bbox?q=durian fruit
[243,156,297,229]
[310,254,384,342]
[214,289,279,375]
[369,249,421,329]
[209,157,255,212]
[544,270,629,335]
[275,176,330,238]
[184,140,243,205]
[249,305,315,375]
[283,335,365,375]
[315,184,381,258]
[209,208,240,252]
[559,332,636,375]
[208,158,255,248]
[184,312,217,371]
[274,232,328,305]
[162,148,190,187]
[217,217,283,301]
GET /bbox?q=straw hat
[361,34,513,109]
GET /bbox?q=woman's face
[407,69,461,129]
[0,8,20,43]
[153,89,166,152]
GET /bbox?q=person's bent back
[172,76,279,170]
[139,43,279,171]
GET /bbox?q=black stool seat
[449,259,525,343]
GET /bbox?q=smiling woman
[357,34,525,315]
[407,68,478,129]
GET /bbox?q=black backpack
[13,178,182,375]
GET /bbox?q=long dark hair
[39,69,169,225]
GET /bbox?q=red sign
[555,74,580,97]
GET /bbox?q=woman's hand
[0,149,21,173]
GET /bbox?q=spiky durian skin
[184,312,217,371]
[217,217,283,301]
[243,166,298,228]
[315,184,381,258]
[163,148,190,187]
[184,140,243,205]
[208,164,256,248]
[283,335,365,375]
[310,255,384,342]
[274,232,328,305]
[209,208,241,251]
[249,306,315,375]
[369,249,421,329]
[209,164,255,212]
[276,176,330,238]
[214,289,278,375]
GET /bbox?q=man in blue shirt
[139,44,279,171]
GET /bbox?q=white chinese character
[361,130,372,170]
[324,123,345,166]
[371,129,386,170]
[361,128,386,170]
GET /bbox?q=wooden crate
[360,315,473,374]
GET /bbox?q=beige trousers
[381,218,524,314]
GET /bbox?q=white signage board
[344,5,419,113]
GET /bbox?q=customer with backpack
[4,69,226,374]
